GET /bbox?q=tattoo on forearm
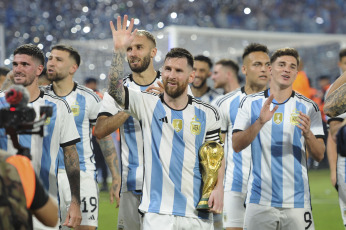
[324,83,346,117]
[98,136,120,177]
[108,50,126,106]
[63,145,81,204]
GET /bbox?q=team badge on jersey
[190,116,201,135]
[45,117,51,125]
[290,109,300,125]
[173,119,183,132]
[71,101,80,116]
[273,112,283,125]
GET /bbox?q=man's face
[162,57,193,98]
[127,35,156,73]
[211,64,229,89]
[339,56,346,73]
[192,60,211,88]
[243,51,271,88]
[270,55,298,89]
[12,54,42,87]
[47,49,76,82]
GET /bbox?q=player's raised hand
[258,94,278,125]
[110,15,138,50]
[297,111,313,137]
[145,81,164,94]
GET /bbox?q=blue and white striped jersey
[233,89,324,208]
[98,72,162,192]
[124,87,222,220]
[215,87,250,193]
[46,82,101,172]
[194,87,220,104]
[0,90,80,199]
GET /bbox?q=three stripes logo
[159,116,168,123]
[88,215,95,220]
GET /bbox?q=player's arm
[32,196,59,227]
[62,144,82,228]
[324,72,346,117]
[94,112,130,139]
[233,94,278,152]
[97,134,121,207]
[108,15,137,108]
[326,130,338,188]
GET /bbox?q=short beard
[191,77,207,89]
[129,55,151,73]
[47,73,65,82]
[164,78,189,99]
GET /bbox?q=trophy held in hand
[196,141,224,211]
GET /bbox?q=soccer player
[46,45,101,230]
[215,43,270,230]
[107,15,224,230]
[94,28,162,229]
[338,48,346,73]
[191,55,220,103]
[0,67,10,89]
[2,44,82,229]
[233,48,325,230]
[212,59,240,95]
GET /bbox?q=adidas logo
[159,116,168,123]
[88,215,95,220]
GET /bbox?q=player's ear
[151,47,157,58]
[189,69,195,84]
[241,65,246,75]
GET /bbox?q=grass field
[98,169,344,230]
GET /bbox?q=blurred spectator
[0,67,10,89]
[38,68,52,86]
[338,48,346,73]
[292,60,312,99]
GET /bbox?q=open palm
[110,15,138,50]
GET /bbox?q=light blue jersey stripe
[124,116,139,191]
[293,102,306,208]
[193,107,208,219]
[170,110,187,215]
[0,99,8,150]
[249,99,263,204]
[148,102,165,212]
[40,101,57,190]
[230,96,242,192]
[271,105,284,207]
[75,94,86,171]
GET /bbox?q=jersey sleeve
[309,104,325,138]
[98,92,122,117]
[59,101,80,147]
[233,97,251,133]
[217,101,230,133]
[204,106,222,145]
[124,87,150,121]
[30,173,49,210]
[88,92,101,125]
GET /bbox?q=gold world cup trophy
[196,141,224,211]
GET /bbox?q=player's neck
[224,82,240,94]
[244,83,266,95]
[26,80,41,102]
[52,75,74,97]
[132,66,157,85]
[163,91,189,110]
[269,84,293,103]
[191,83,208,97]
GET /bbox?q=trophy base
[196,198,210,211]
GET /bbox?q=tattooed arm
[324,72,346,117]
[62,144,82,228]
[108,15,138,107]
[97,135,121,207]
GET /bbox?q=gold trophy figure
[196,141,224,210]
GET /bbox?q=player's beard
[191,76,207,89]
[14,72,36,87]
[128,53,151,73]
[47,72,65,82]
[164,77,189,98]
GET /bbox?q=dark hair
[339,48,346,61]
[242,43,269,60]
[215,59,239,74]
[51,44,81,66]
[270,48,300,66]
[0,67,10,76]
[13,44,45,65]
[194,55,213,69]
[136,30,156,47]
[84,77,98,84]
[165,48,194,68]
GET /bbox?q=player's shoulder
[40,90,72,112]
[75,83,101,102]
[239,90,265,108]
[191,96,220,121]
[214,88,242,107]
[294,91,319,112]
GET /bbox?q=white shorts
[58,169,99,229]
[223,191,246,228]
[117,191,142,230]
[243,203,315,230]
[142,212,214,230]
[337,159,346,225]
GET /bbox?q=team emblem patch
[190,116,201,135]
[290,109,300,126]
[71,101,80,116]
[172,119,183,132]
[273,112,283,125]
[45,117,51,125]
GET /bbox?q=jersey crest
[71,101,80,116]
[273,112,283,125]
[190,116,201,135]
[173,119,183,132]
[290,109,300,126]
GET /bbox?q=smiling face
[192,60,211,89]
[12,54,43,87]
[47,49,77,82]
[242,51,271,88]
[127,35,156,73]
[162,57,194,98]
[270,55,298,89]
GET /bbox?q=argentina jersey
[0,90,80,199]
[194,87,220,104]
[124,87,222,220]
[46,82,101,172]
[215,87,251,193]
[98,71,162,192]
[233,89,324,208]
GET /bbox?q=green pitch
[98,169,344,230]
